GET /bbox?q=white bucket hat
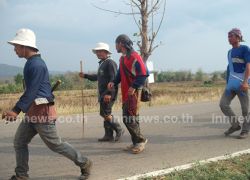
[8,28,38,50]
[92,42,111,54]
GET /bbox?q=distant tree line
[0,69,226,94]
[0,72,97,94]
[155,69,226,82]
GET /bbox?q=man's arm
[241,46,250,91]
[3,77,60,121]
[113,67,121,86]
[131,61,148,89]
[102,61,118,103]
[79,73,98,81]
[226,65,229,84]
[129,60,149,95]
[3,65,46,121]
[13,66,46,114]
[107,67,121,92]
[241,63,250,91]
[103,61,117,94]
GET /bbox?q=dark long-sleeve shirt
[84,58,118,101]
[13,54,54,113]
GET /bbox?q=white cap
[8,28,38,50]
[92,42,111,54]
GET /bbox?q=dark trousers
[122,91,145,145]
[220,89,250,132]
[99,100,115,118]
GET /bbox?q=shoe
[9,175,29,180]
[114,129,125,142]
[238,132,249,139]
[123,144,135,151]
[109,117,124,142]
[79,159,92,180]
[224,126,241,136]
[98,136,114,142]
[98,121,114,142]
[131,139,148,154]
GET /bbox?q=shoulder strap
[121,57,135,86]
[121,57,135,78]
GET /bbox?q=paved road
[1,100,250,180]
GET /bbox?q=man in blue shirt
[220,28,250,139]
[2,29,92,180]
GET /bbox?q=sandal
[131,139,148,154]
[123,144,135,151]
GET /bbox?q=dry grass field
[0,81,225,116]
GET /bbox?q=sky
[0,0,250,73]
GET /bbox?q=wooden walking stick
[80,61,85,137]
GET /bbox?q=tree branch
[93,0,166,62]
[137,41,142,51]
[147,0,160,16]
[151,44,160,53]
[91,3,140,15]
[153,0,166,40]
[130,1,142,34]
[148,0,166,54]
[131,0,141,10]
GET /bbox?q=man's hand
[107,82,114,91]
[103,95,112,104]
[2,111,18,121]
[241,82,249,92]
[2,112,7,119]
[79,72,84,78]
[128,87,136,96]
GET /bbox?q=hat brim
[92,48,111,54]
[8,40,38,50]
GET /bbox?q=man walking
[79,42,124,142]
[2,28,92,180]
[220,28,250,139]
[108,34,148,154]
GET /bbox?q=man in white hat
[79,42,124,142]
[2,28,92,180]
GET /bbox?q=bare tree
[92,0,166,62]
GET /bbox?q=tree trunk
[140,0,149,62]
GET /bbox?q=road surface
[1,100,249,180]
